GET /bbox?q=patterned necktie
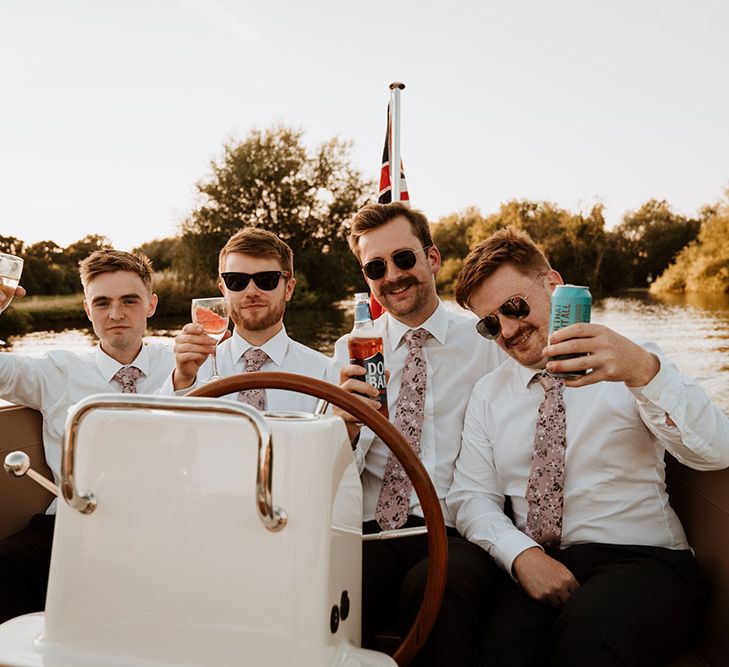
[238,348,269,411]
[375,328,429,530]
[525,372,567,550]
[112,366,143,394]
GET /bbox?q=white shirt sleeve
[447,386,541,575]
[155,371,199,397]
[629,343,729,470]
[0,352,63,410]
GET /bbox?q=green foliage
[178,126,374,304]
[0,306,32,339]
[436,257,465,296]
[651,197,729,294]
[467,200,611,291]
[151,269,218,317]
[613,200,700,286]
[0,237,25,256]
[12,294,84,314]
[134,237,181,272]
[13,235,113,296]
[0,295,85,339]
[431,207,486,259]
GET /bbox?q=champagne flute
[0,252,24,346]
[191,297,229,382]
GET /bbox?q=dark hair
[79,250,154,292]
[455,226,550,308]
[348,202,433,261]
[218,227,294,274]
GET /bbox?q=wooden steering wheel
[189,372,448,666]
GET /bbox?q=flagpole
[389,81,405,202]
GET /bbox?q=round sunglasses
[475,273,546,340]
[220,271,291,292]
[362,246,431,281]
[476,296,532,339]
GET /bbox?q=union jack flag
[378,102,409,204]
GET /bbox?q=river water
[2,293,728,414]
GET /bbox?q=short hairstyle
[348,202,433,261]
[79,250,154,292]
[455,226,551,308]
[218,228,294,274]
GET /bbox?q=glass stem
[211,347,219,378]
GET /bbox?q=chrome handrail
[361,526,428,542]
[63,394,288,531]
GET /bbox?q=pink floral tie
[525,372,567,550]
[238,348,269,411]
[375,328,429,530]
[112,366,143,394]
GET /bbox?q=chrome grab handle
[3,451,59,496]
[63,394,287,531]
[361,526,428,542]
[314,399,329,416]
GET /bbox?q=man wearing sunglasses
[332,202,507,665]
[167,228,329,411]
[448,226,729,665]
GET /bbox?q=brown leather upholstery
[665,455,729,666]
[0,406,54,540]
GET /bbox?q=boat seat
[664,454,729,666]
[0,406,54,540]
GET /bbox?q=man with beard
[332,202,507,665]
[168,228,328,411]
[448,227,729,665]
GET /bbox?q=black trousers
[0,514,55,624]
[362,516,500,667]
[478,543,703,667]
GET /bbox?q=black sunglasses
[475,273,546,340]
[362,246,431,281]
[220,271,291,292]
[476,296,532,339]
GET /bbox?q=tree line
[5,126,728,311]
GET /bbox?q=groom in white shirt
[448,226,729,666]
[168,228,329,410]
[0,250,175,624]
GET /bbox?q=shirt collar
[385,299,449,351]
[230,327,289,367]
[512,360,547,390]
[95,343,151,383]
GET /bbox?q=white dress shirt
[447,342,729,574]
[331,301,507,526]
[162,327,330,413]
[0,342,175,512]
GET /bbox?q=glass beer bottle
[348,292,389,418]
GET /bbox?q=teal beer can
[548,284,592,378]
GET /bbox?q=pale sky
[1,0,727,251]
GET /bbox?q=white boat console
[0,393,393,666]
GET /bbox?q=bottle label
[361,351,387,407]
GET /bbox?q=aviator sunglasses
[362,246,431,281]
[476,273,546,340]
[220,271,291,292]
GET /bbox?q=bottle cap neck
[354,301,372,324]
